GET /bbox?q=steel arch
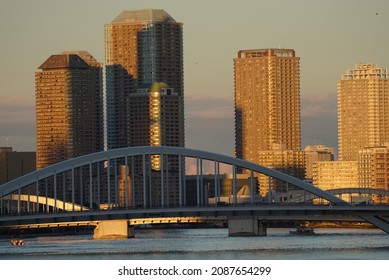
[0,146,347,205]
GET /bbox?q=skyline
[0,0,388,157]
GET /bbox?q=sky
[0,0,388,158]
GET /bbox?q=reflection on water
[0,228,388,260]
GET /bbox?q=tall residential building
[105,9,184,149]
[126,82,182,206]
[304,145,335,181]
[128,82,181,168]
[234,48,301,159]
[234,49,301,193]
[35,51,103,169]
[338,63,389,161]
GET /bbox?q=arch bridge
[1,146,388,236]
[289,188,389,204]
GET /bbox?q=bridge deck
[1,205,388,229]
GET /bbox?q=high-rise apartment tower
[234,49,301,162]
[128,82,181,168]
[35,51,103,169]
[104,9,184,149]
[234,49,302,194]
[338,63,389,161]
[105,9,184,207]
[126,82,182,206]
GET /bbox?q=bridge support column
[93,220,134,239]
[228,216,267,237]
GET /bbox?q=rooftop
[61,51,100,67]
[341,63,388,80]
[138,82,170,92]
[237,49,296,59]
[111,9,176,24]
[38,54,90,70]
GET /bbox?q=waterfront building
[234,49,302,194]
[35,51,103,169]
[358,145,389,190]
[256,147,306,196]
[128,83,181,167]
[105,9,184,149]
[0,147,12,184]
[0,147,36,184]
[313,161,358,202]
[104,9,185,207]
[127,83,182,206]
[338,63,389,161]
[185,174,260,206]
[304,145,335,181]
[234,49,301,156]
[358,145,389,203]
[313,161,358,190]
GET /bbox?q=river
[0,227,388,260]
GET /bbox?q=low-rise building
[256,147,306,196]
[0,147,36,184]
[313,161,358,203]
[185,174,260,206]
[304,145,334,181]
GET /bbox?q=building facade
[185,174,260,206]
[234,49,302,194]
[234,48,301,159]
[105,9,184,149]
[304,145,335,181]
[127,83,182,206]
[358,145,389,190]
[313,161,358,191]
[338,63,389,161]
[128,83,181,166]
[256,148,306,196]
[0,147,36,184]
[35,52,103,169]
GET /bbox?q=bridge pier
[228,216,267,237]
[93,220,134,239]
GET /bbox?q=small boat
[289,226,315,235]
[10,237,25,246]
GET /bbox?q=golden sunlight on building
[35,51,103,169]
[338,63,389,161]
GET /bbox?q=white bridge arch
[0,146,389,233]
[0,146,346,206]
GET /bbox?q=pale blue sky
[0,0,388,156]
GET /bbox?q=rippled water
[1,228,388,260]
